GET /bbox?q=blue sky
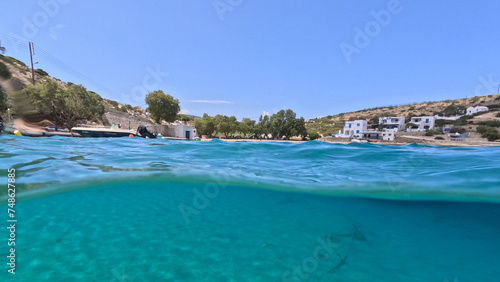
[1,0,500,120]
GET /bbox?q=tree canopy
[145,90,180,123]
[194,113,216,137]
[193,109,307,139]
[19,80,105,128]
[269,109,307,139]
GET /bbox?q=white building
[407,116,435,132]
[173,124,196,139]
[466,106,488,115]
[361,128,397,141]
[157,122,196,139]
[434,115,462,121]
[343,120,367,137]
[381,129,397,141]
[379,117,405,131]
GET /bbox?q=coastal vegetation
[145,90,180,123]
[0,61,11,79]
[477,126,500,141]
[0,86,7,113]
[424,129,441,136]
[194,109,308,140]
[308,131,321,140]
[18,80,105,128]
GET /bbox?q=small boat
[448,132,469,141]
[71,124,157,138]
[71,125,136,137]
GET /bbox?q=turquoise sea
[1,135,500,281]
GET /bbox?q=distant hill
[306,94,500,136]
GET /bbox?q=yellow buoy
[13,130,22,136]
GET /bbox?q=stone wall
[103,109,155,130]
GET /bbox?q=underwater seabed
[3,182,500,282]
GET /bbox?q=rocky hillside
[0,54,154,127]
[307,94,500,136]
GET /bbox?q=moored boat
[71,125,136,137]
[448,132,470,141]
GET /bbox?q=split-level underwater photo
[1,1,500,281]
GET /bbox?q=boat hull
[72,127,136,138]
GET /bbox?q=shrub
[477,126,499,141]
[482,129,500,141]
[0,85,8,113]
[477,126,489,134]
[118,106,128,112]
[35,68,49,77]
[425,129,441,136]
[1,56,27,67]
[455,116,470,125]
[496,113,500,118]
[442,104,466,116]
[477,120,500,127]
[107,100,118,107]
[449,126,466,134]
[435,136,445,140]
[406,122,417,129]
[0,61,11,79]
[308,131,321,140]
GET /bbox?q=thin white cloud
[189,100,232,104]
[179,109,191,114]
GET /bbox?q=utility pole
[29,42,35,85]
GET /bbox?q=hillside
[307,94,500,136]
[0,54,154,127]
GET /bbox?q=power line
[0,33,121,99]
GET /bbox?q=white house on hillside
[466,106,488,115]
[381,129,397,141]
[407,116,435,132]
[379,117,405,131]
[343,120,367,137]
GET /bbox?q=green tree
[293,117,308,138]
[442,104,466,116]
[194,113,216,137]
[308,131,321,140]
[145,90,180,123]
[239,118,255,137]
[213,114,238,138]
[255,114,270,139]
[19,80,104,128]
[176,114,192,122]
[269,109,305,139]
